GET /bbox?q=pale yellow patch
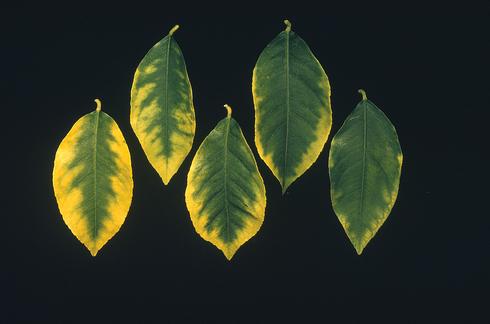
[58,188,95,253]
[53,115,95,255]
[54,165,84,203]
[175,69,185,80]
[397,152,403,168]
[337,213,350,232]
[144,64,158,74]
[130,78,157,119]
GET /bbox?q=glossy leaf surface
[53,100,133,256]
[185,105,266,260]
[131,25,195,185]
[329,90,402,254]
[253,20,332,193]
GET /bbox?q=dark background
[3,4,489,323]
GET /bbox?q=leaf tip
[284,19,292,32]
[352,239,366,255]
[280,177,293,195]
[224,104,232,118]
[169,24,180,36]
[358,89,368,101]
[161,175,171,185]
[222,247,237,261]
[88,247,99,257]
[281,185,288,195]
[94,98,102,112]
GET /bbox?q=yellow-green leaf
[253,20,332,193]
[185,105,266,260]
[53,99,133,256]
[131,24,195,185]
[329,90,403,254]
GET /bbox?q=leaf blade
[329,90,403,254]
[131,25,195,185]
[185,106,266,260]
[53,100,133,256]
[253,21,332,192]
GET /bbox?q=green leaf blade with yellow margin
[185,105,266,260]
[329,90,403,254]
[53,100,133,256]
[131,25,195,185]
[253,20,332,193]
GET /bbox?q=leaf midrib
[359,104,368,221]
[223,117,231,243]
[163,36,172,179]
[283,30,291,189]
[93,111,101,240]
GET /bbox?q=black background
[3,4,489,323]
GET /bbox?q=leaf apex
[88,246,99,257]
[159,170,172,185]
[280,179,292,195]
[283,19,292,32]
[351,239,366,255]
[223,248,236,261]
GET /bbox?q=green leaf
[253,20,332,193]
[131,24,195,185]
[53,99,133,256]
[185,105,266,260]
[329,90,403,254]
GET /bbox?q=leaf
[329,90,403,254]
[253,20,332,193]
[53,99,133,256]
[131,24,195,185]
[185,105,266,260]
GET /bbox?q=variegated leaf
[185,105,266,260]
[253,20,332,193]
[131,25,195,185]
[53,99,133,256]
[329,90,403,254]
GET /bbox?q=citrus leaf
[131,25,195,185]
[53,99,133,256]
[185,105,266,260]
[329,90,403,254]
[253,20,332,193]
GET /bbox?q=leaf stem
[94,99,102,112]
[169,24,180,36]
[284,19,292,32]
[358,89,368,101]
[224,104,232,118]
